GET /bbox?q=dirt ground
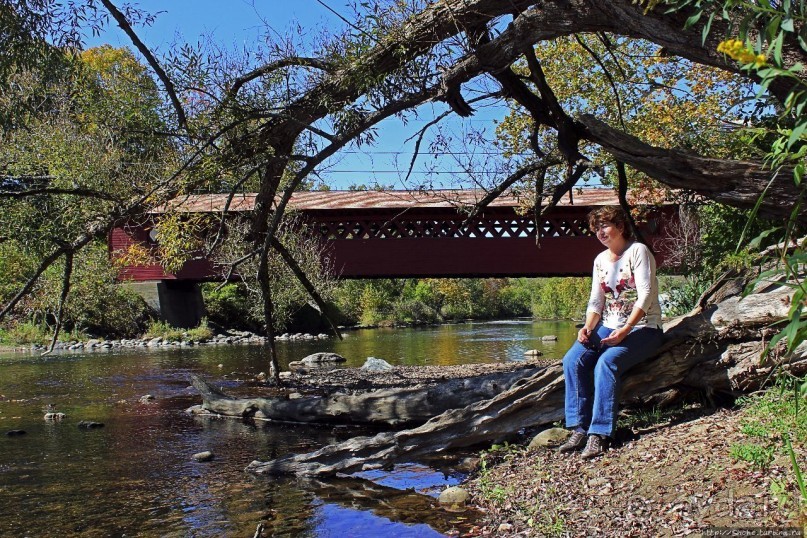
[463,405,806,537]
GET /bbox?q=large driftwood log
[190,366,542,426]
[246,273,807,477]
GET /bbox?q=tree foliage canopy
[1,0,805,371]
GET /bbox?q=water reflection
[0,320,576,536]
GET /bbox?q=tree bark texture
[190,367,542,426]
[245,273,807,477]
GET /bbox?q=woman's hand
[577,327,592,344]
[600,326,631,346]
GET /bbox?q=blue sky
[89,0,511,191]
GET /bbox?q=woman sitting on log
[558,206,664,459]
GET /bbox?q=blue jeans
[562,324,663,437]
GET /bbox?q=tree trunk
[245,272,807,477]
[190,366,543,426]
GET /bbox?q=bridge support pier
[123,280,205,329]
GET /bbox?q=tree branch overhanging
[100,0,188,130]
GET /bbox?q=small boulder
[192,451,214,462]
[361,357,394,371]
[528,427,570,450]
[139,394,156,404]
[541,335,558,341]
[438,486,470,506]
[6,430,26,436]
[523,349,543,357]
[454,456,481,473]
[300,352,347,365]
[44,412,66,421]
[77,421,104,429]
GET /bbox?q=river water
[0,320,576,537]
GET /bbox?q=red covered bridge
[112,188,676,280]
[109,189,677,326]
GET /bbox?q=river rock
[528,427,570,449]
[6,430,26,436]
[44,412,66,421]
[361,357,393,371]
[438,486,470,506]
[300,352,347,365]
[454,456,481,473]
[139,394,156,404]
[523,349,543,357]
[541,335,558,341]
[192,451,215,462]
[77,421,104,429]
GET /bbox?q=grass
[143,318,213,342]
[728,442,775,469]
[732,376,807,521]
[0,318,215,346]
[617,402,698,432]
[0,321,87,346]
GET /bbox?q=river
[0,320,577,537]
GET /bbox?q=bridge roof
[154,188,634,213]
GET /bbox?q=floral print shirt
[586,242,663,330]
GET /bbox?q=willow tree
[1,0,804,380]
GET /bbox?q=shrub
[201,282,258,330]
[143,318,212,342]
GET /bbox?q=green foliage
[330,276,591,327]
[511,277,591,320]
[0,242,149,338]
[655,0,807,364]
[207,218,339,333]
[732,376,807,512]
[202,283,260,331]
[660,276,710,316]
[496,33,753,194]
[144,318,212,342]
[735,377,807,444]
[729,442,775,469]
[0,321,86,346]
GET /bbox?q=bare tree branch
[270,236,342,341]
[461,161,551,227]
[574,34,626,130]
[403,91,502,183]
[228,57,333,99]
[616,160,652,251]
[100,0,188,130]
[0,187,121,201]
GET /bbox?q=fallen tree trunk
[246,272,807,477]
[190,366,542,426]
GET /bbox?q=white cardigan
[586,242,663,330]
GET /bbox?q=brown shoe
[557,430,587,453]
[580,434,607,459]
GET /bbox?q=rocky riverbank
[1,330,333,354]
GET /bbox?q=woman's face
[594,220,623,247]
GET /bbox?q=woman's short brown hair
[587,206,633,240]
